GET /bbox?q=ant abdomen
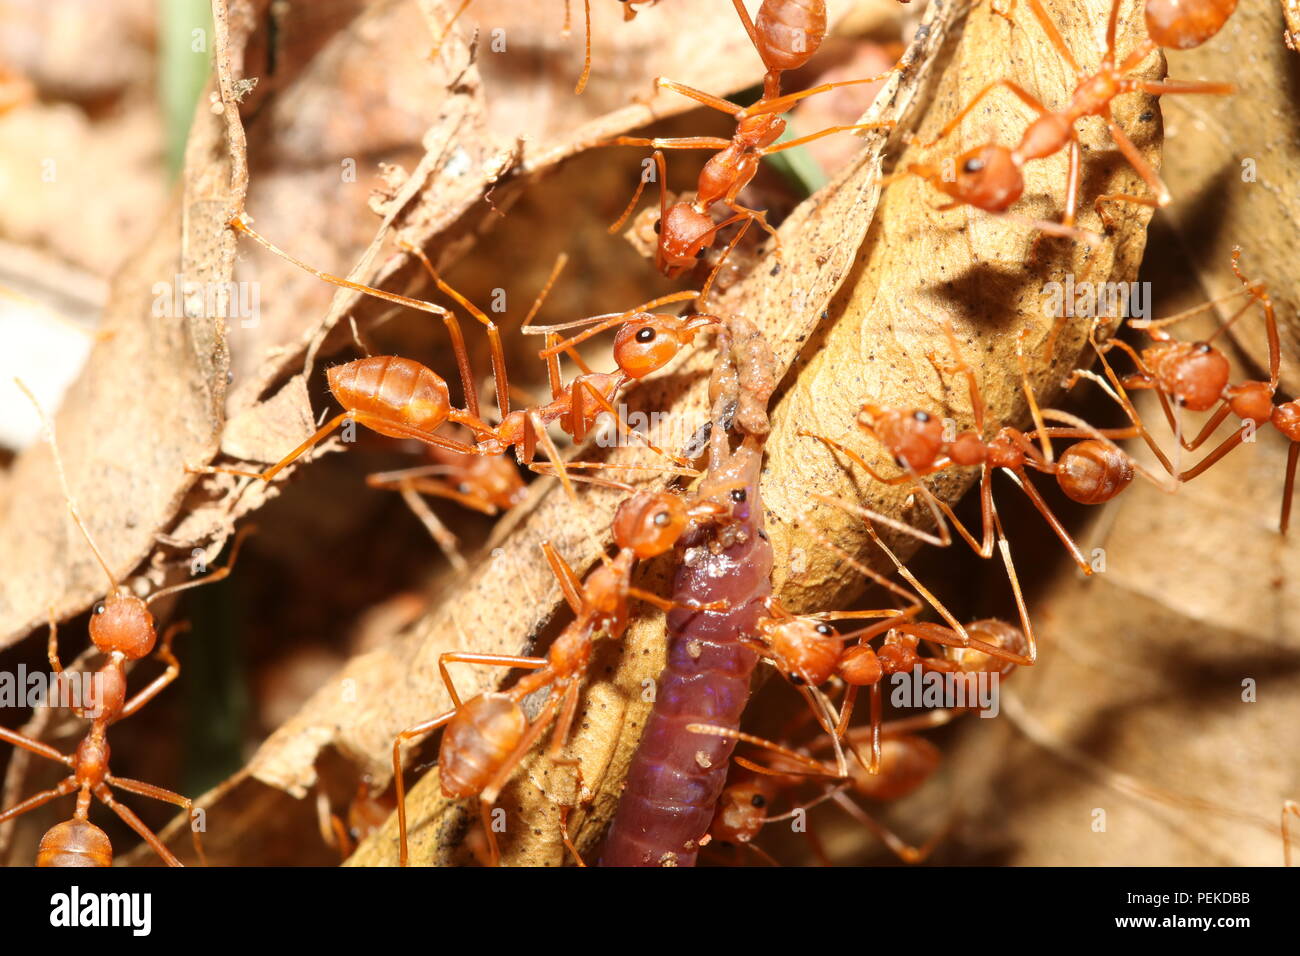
[658,203,716,271]
[1056,439,1134,506]
[327,357,451,438]
[755,0,827,72]
[1144,0,1237,50]
[437,694,528,799]
[848,736,941,802]
[37,820,113,868]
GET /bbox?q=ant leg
[829,790,948,863]
[106,775,208,866]
[146,523,255,605]
[1284,801,1300,866]
[1135,78,1236,98]
[393,709,460,866]
[118,622,189,719]
[1176,429,1247,482]
[573,379,690,468]
[1016,0,1083,75]
[691,725,842,778]
[402,243,509,418]
[739,70,900,119]
[437,652,547,709]
[790,505,925,613]
[1282,443,1299,535]
[573,0,591,95]
[919,80,1050,150]
[624,587,728,614]
[653,77,744,116]
[603,135,733,151]
[547,683,584,760]
[366,467,500,514]
[429,0,475,62]
[1230,248,1280,387]
[730,0,765,64]
[186,412,356,482]
[0,778,76,827]
[541,541,585,615]
[1002,466,1092,572]
[395,483,468,572]
[0,726,73,768]
[608,149,666,235]
[700,215,754,306]
[759,121,897,156]
[524,409,578,501]
[1096,109,1171,220]
[93,783,182,867]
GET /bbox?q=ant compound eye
[653,511,671,527]
[653,220,661,234]
[788,673,806,686]
[636,326,656,343]
[816,623,833,636]
[730,488,747,503]
[963,157,985,174]
[750,794,767,808]
[458,482,472,494]
[694,247,706,259]
[93,601,106,615]
[913,410,931,422]
[1193,342,1212,354]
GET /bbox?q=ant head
[1144,0,1235,50]
[612,492,689,559]
[37,819,113,867]
[88,591,156,660]
[768,618,841,687]
[867,407,945,471]
[1056,440,1133,506]
[657,202,715,273]
[613,314,692,379]
[1227,381,1275,425]
[711,779,774,844]
[1148,340,1230,411]
[918,144,1023,213]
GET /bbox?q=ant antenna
[15,378,119,593]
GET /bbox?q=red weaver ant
[2,384,252,866]
[1091,250,1300,531]
[699,618,1027,863]
[604,1,897,300]
[392,484,734,866]
[903,0,1234,241]
[193,220,697,499]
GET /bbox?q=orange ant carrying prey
[392,484,736,866]
[901,0,1234,240]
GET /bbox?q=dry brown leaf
[1156,1,1300,392]
[0,0,253,647]
[341,0,1162,867]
